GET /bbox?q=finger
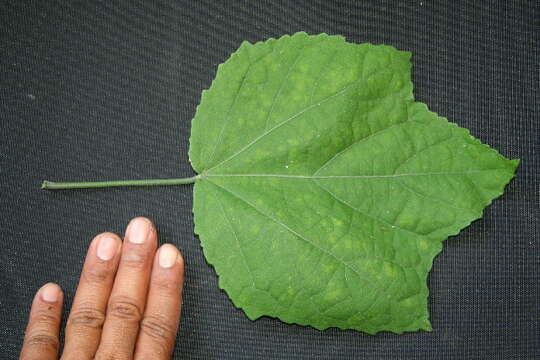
[94,217,158,359]
[20,283,64,360]
[61,232,122,360]
[134,244,184,360]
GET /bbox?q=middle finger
[94,217,158,359]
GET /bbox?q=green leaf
[189,32,519,334]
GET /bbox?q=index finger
[134,244,184,359]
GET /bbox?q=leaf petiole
[41,176,201,190]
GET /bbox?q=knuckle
[34,310,59,326]
[140,314,175,342]
[151,275,175,292]
[67,307,106,330]
[82,265,111,284]
[107,297,142,322]
[24,332,59,350]
[121,249,148,269]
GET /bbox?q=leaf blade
[189,32,518,333]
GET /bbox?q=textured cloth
[1,1,538,359]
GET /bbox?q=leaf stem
[41,176,201,190]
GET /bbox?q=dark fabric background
[1,1,538,359]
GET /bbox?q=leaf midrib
[204,169,507,179]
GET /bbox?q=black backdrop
[1,1,538,359]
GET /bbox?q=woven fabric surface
[1,1,538,359]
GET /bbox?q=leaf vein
[395,177,476,215]
[263,40,312,131]
[206,169,504,179]
[313,120,411,175]
[205,77,365,173]
[205,61,253,167]
[207,179,375,287]
[313,179,425,238]
[215,193,258,291]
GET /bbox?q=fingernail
[41,284,59,303]
[127,218,151,244]
[97,236,119,261]
[159,245,178,269]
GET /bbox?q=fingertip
[95,231,122,242]
[128,216,156,232]
[126,217,157,245]
[158,244,183,270]
[91,232,122,254]
[94,233,122,261]
[38,283,63,304]
[132,216,156,228]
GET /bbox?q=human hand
[19,217,184,360]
